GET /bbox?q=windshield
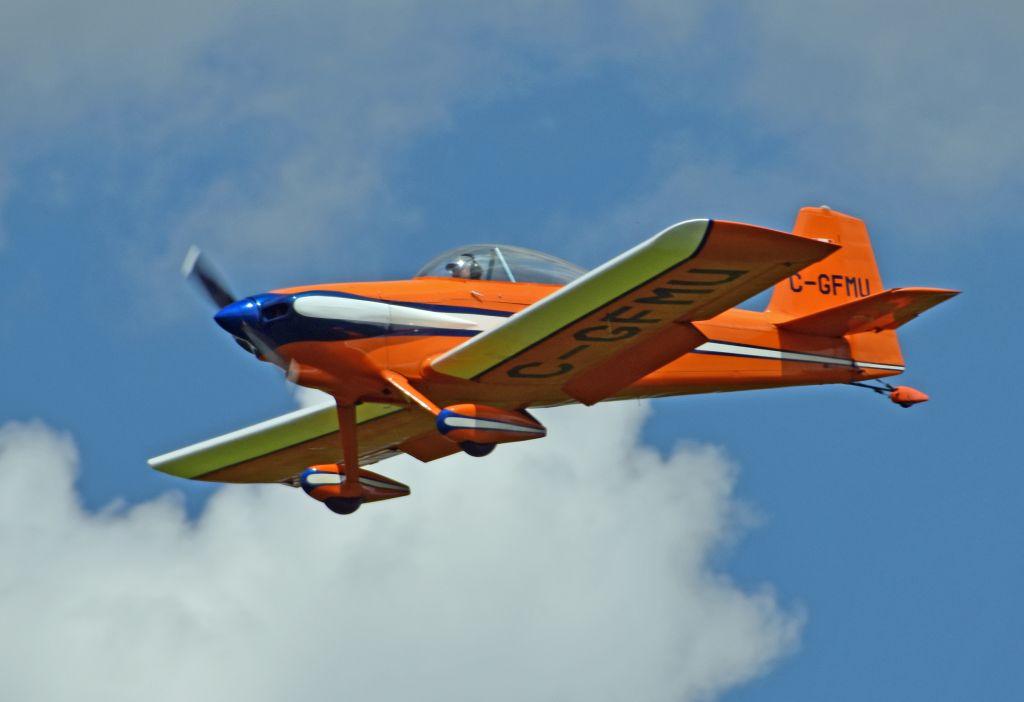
[416,244,585,285]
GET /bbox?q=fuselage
[214,276,904,410]
[159,209,953,493]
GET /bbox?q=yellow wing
[148,401,459,484]
[431,219,838,403]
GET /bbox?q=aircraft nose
[214,298,260,336]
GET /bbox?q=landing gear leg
[325,403,363,515]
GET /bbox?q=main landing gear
[299,372,547,515]
[297,402,411,515]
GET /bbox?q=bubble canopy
[415,244,586,285]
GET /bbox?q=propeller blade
[184,246,294,380]
[182,245,236,309]
[240,321,291,372]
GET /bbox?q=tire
[324,496,363,515]
[460,441,496,457]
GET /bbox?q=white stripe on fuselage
[696,341,904,371]
[293,295,507,332]
[292,297,901,371]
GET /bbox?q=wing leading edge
[430,219,839,403]
[147,401,456,484]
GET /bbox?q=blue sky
[1,3,1021,700]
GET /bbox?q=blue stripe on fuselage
[269,318,480,345]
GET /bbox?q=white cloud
[0,403,800,702]
[0,1,718,278]
[540,1,1024,248]
[6,0,1009,293]
[150,1,716,272]
[739,0,1024,197]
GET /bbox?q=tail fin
[768,207,883,316]
[770,207,959,376]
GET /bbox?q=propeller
[181,245,291,374]
[182,245,237,309]
[241,321,292,371]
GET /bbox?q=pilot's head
[445,254,482,279]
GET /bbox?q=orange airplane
[149,206,957,514]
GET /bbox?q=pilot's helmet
[445,254,482,279]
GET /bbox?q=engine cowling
[436,404,547,447]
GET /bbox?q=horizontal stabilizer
[777,287,959,337]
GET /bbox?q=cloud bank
[0,403,800,701]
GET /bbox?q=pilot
[445,254,483,279]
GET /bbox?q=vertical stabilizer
[768,207,883,316]
[770,206,910,373]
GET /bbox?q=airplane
[149,206,957,515]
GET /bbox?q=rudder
[768,207,883,317]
